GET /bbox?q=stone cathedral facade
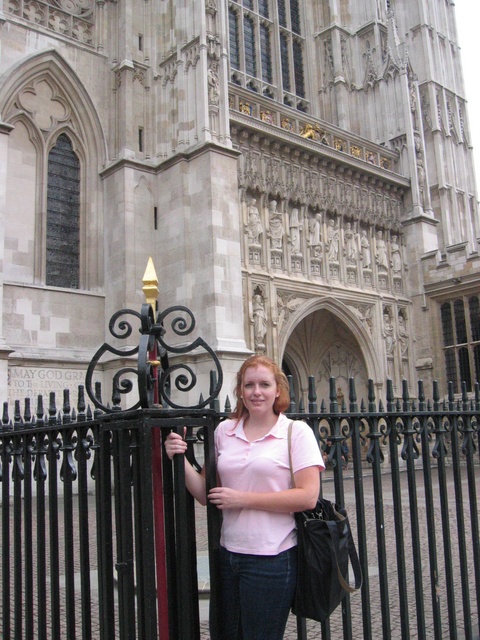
[0,0,478,406]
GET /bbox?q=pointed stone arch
[0,48,106,168]
[45,124,87,166]
[279,296,382,406]
[0,49,106,289]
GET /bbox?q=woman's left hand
[208,486,244,510]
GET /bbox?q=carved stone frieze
[50,0,93,18]
[160,57,178,87]
[276,290,309,334]
[340,34,353,90]
[322,36,335,90]
[183,40,200,70]
[233,119,408,297]
[8,0,94,44]
[363,40,378,90]
[133,65,148,87]
[234,130,403,231]
[318,343,363,383]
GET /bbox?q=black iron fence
[1,376,479,640]
[1,299,479,639]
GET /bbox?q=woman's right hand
[164,430,187,460]
[164,428,207,505]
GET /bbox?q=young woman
[164,355,324,639]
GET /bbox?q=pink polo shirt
[215,413,324,555]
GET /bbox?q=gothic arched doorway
[282,308,370,408]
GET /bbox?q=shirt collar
[226,413,287,440]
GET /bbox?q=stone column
[0,123,16,391]
[155,144,250,402]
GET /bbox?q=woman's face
[241,365,278,417]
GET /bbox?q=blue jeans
[216,545,297,640]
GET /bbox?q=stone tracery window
[441,296,480,393]
[4,57,99,292]
[290,0,300,34]
[277,0,286,27]
[229,8,241,71]
[46,134,80,289]
[292,39,304,98]
[258,0,269,18]
[244,14,257,77]
[280,32,290,92]
[260,23,273,84]
[228,0,306,108]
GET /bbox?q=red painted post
[150,341,170,639]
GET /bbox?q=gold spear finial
[142,257,159,309]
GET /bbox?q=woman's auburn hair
[231,355,290,420]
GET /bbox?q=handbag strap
[288,421,362,593]
[287,420,295,488]
[326,518,363,593]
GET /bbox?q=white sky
[455,1,480,190]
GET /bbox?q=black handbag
[288,422,362,622]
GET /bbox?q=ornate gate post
[85,258,223,639]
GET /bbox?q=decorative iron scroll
[85,303,223,413]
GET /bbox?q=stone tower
[0,0,478,405]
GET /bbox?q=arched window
[228,0,306,108]
[290,0,300,34]
[3,59,103,295]
[441,302,453,346]
[46,134,80,288]
[280,32,290,92]
[454,299,467,343]
[258,0,269,18]
[469,295,480,341]
[293,39,304,98]
[244,15,257,77]
[278,0,287,27]
[260,23,273,84]
[229,8,240,71]
[458,347,472,390]
[440,296,480,393]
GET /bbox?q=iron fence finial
[142,257,159,309]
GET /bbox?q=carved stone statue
[253,293,267,350]
[245,198,263,245]
[390,235,402,273]
[383,311,396,357]
[267,200,284,250]
[360,229,372,269]
[344,222,357,264]
[307,214,322,258]
[208,61,220,106]
[398,312,408,357]
[410,81,418,130]
[417,157,426,205]
[326,218,339,262]
[289,207,302,254]
[375,230,388,270]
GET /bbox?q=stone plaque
[7,366,86,407]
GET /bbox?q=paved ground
[195,466,480,639]
[1,464,479,639]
